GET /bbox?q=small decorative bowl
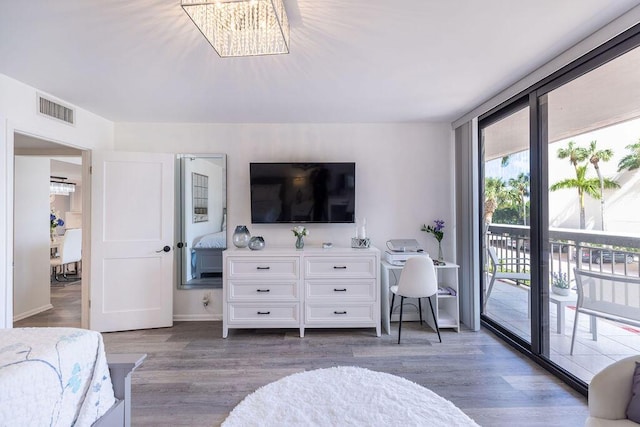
[248,236,265,250]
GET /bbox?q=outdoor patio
[485,278,640,383]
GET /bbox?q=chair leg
[418,298,423,325]
[397,296,404,344]
[484,274,497,311]
[390,293,395,318]
[570,310,580,355]
[428,296,441,343]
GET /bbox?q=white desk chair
[484,246,530,311]
[389,256,441,344]
[51,228,82,281]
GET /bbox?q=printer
[384,239,429,266]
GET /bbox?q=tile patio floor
[485,279,640,383]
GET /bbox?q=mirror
[177,154,227,289]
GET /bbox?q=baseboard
[173,314,222,321]
[13,304,54,322]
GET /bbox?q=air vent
[37,94,75,125]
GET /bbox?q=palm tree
[557,140,588,173]
[484,177,506,225]
[507,172,530,226]
[617,139,640,172]
[550,165,619,229]
[584,140,613,231]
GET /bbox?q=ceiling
[1,1,639,124]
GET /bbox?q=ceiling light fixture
[50,176,76,196]
[181,0,290,58]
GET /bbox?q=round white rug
[222,366,479,426]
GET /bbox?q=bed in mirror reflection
[177,154,227,288]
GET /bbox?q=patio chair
[484,246,530,311]
[570,268,640,355]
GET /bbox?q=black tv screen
[250,162,355,223]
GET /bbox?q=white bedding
[193,230,226,249]
[0,327,116,427]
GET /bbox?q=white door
[90,151,174,332]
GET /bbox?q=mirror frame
[176,153,227,289]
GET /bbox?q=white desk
[381,260,460,335]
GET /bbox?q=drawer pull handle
[256,266,271,270]
[257,311,271,315]
[333,288,347,292]
[334,311,347,315]
[256,289,271,293]
[333,266,347,269]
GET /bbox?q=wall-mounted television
[250,162,355,224]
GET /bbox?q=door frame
[4,122,91,329]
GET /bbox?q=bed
[0,327,144,427]
[191,231,226,284]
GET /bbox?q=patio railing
[486,224,640,287]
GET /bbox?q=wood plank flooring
[14,280,81,328]
[103,323,588,427]
[14,285,589,426]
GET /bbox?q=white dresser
[223,246,381,338]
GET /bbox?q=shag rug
[222,366,479,426]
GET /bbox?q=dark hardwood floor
[14,280,81,328]
[15,285,589,426]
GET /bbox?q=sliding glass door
[540,43,640,384]
[481,104,531,343]
[479,28,640,391]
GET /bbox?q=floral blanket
[0,327,116,426]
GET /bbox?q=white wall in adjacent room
[115,122,454,320]
[13,156,52,320]
[0,74,115,328]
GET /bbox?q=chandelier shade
[181,0,290,58]
[50,177,76,196]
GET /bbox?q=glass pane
[482,106,531,342]
[178,154,227,289]
[544,45,640,383]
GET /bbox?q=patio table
[549,292,596,337]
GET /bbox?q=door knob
[177,242,184,248]
[156,245,171,253]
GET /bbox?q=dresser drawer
[305,280,376,301]
[228,281,298,301]
[304,257,376,279]
[227,257,299,279]
[305,303,375,324]
[228,303,299,324]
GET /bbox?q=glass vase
[438,241,444,261]
[232,225,251,248]
[248,236,265,251]
[295,235,304,249]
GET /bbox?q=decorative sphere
[249,236,265,251]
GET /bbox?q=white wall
[0,74,115,328]
[1,115,10,328]
[13,156,52,319]
[115,122,454,320]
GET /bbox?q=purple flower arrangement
[421,219,445,242]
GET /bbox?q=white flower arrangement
[292,226,308,237]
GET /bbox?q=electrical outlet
[202,292,210,308]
